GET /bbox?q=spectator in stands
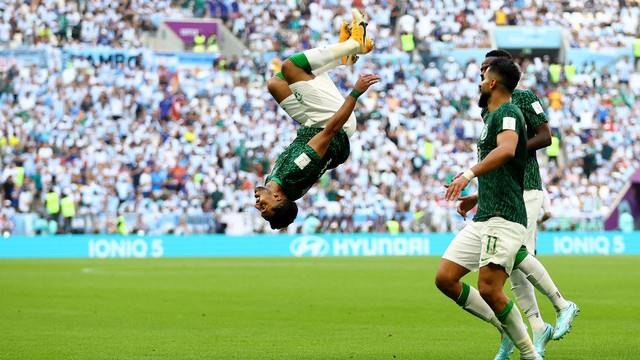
[616,56,633,85]
[0,213,12,237]
[302,213,321,234]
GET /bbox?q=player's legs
[479,264,538,359]
[268,20,360,126]
[267,74,309,126]
[515,251,569,312]
[267,73,292,104]
[309,21,359,76]
[515,189,577,340]
[478,218,538,359]
[434,259,471,302]
[312,20,360,74]
[511,190,551,353]
[436,222,506,333]
[510,267,553,356]
[281,9,369,84]
[515,253,579,340]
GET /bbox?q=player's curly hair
[486,58,521,93]
[485,49,513,59]
[266,199,298,230]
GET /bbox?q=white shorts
[288,72,357,138]
[279,94,309,126]
[442,217,526,275]
[524,189,544,254]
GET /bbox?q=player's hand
[456,195,478,221]
[444,176,470,202]
[353,74,381,93]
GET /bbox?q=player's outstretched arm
[307,74,380,158]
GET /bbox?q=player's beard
[478,90,490,108]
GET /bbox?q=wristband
[462,169,475,181]
[349,89,362,99]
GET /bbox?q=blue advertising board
[565,47,635,74]
[63,47,153,69]
[1,232,638,259]
[493,26,564,49]
[0,48,49,70]
[154,51,217,71]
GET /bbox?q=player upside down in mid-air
[254,9,377,230]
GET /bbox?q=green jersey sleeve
[512,89,547,133]
[512,89,547,190]
[489,105,525,137]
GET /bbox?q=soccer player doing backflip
[255,9,377,230]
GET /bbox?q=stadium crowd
[227,0,639,54]
[0,0,639,235]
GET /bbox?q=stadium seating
[0,0,638,235]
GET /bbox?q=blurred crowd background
[0,0,639,236]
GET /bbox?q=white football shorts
[523,189,544,255]
[442,217,526,275]
[279,94,309,126]
[288,72,357,138]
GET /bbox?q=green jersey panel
[474,102,528,227]
[266,127,350,201]
[481,89,548,190]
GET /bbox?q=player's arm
[538,211,551,224]
[520,91,551,151]
[306,74,380,158]
[457,193,478,220]
[528,122,552,151]
[445,128,519,201]
[469,130,519,176]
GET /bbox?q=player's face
[478,68,493,108]
[480,56,497,76]
[254,186,281,219]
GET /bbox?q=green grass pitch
[1,256,638,359]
